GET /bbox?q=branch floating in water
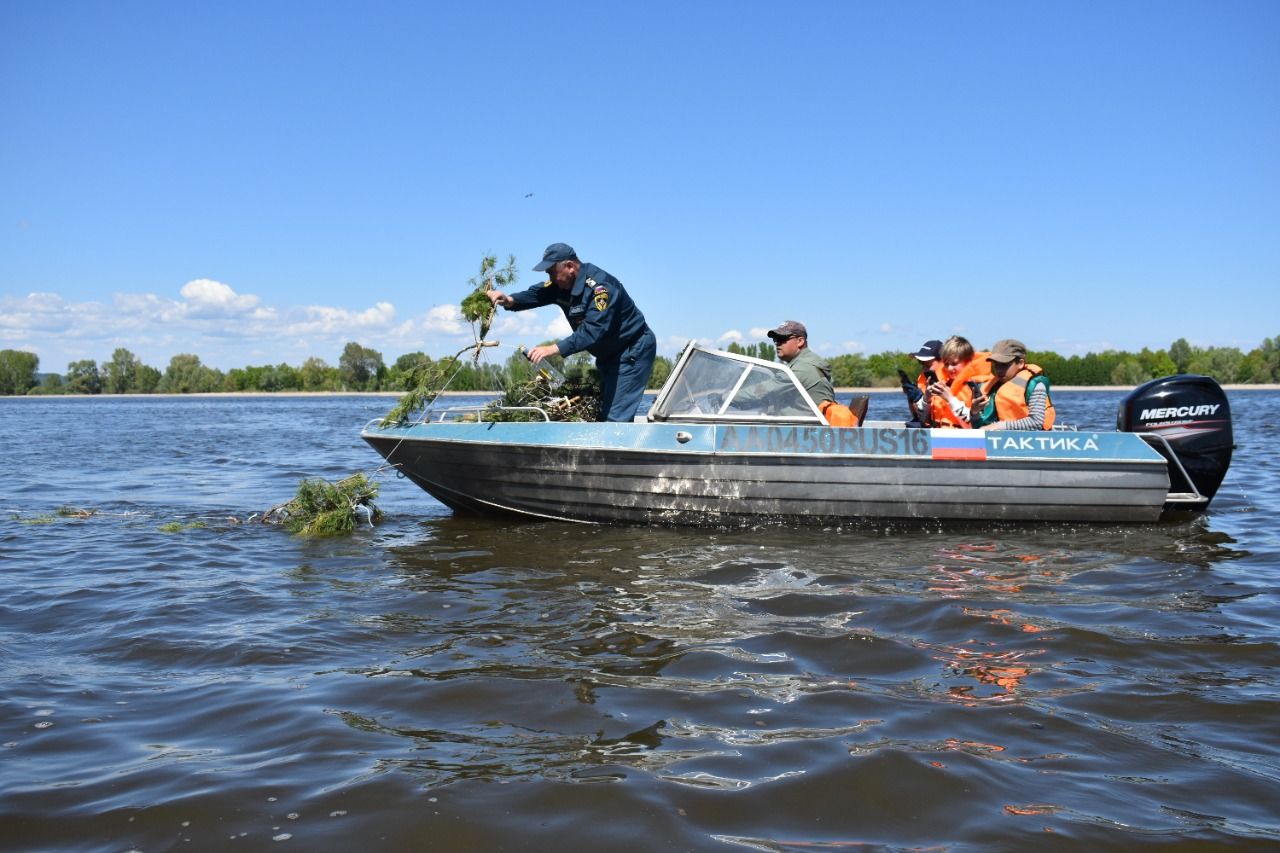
[262,473,382,536]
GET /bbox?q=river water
[1,391,1277,851]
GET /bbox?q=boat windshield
[648,346,823,422]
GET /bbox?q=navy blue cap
[911,339,943,361]
[533,242,578,272]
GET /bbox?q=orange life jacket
[932,394,965,427]
[918,371,967,427]
[949,352,992,394]
[819,399,858,427]
[986,364,1055,429]
[944,354,993,429]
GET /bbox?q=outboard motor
[1117,374,1234,505]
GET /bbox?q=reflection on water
[1,392,1278,850]
[365,512,1276,811]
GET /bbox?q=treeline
[2,336,1279,397]
[731,337,1280,387]
[0,342,676,396]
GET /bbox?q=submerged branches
[262,473,382,536]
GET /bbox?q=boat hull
[362,421,1172,526]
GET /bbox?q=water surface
[2,391,1277,850]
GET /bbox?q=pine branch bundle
[481,367,602,422]
[380,357,460,426]
[263,473,382,536]
[461,254,518,343]
[381,253,518,426]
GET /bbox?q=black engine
[1117,374,1234,502]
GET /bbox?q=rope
[368,340,505,476]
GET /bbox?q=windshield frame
[647,342,826,425]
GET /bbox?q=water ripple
[2,393,1278,850]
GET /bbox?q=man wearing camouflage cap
[766,321,857,426]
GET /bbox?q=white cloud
[285,301,397,336]
[1,292,114,341]
[747,327,770,340]
[423,304,464,334]
[658,334,692,355]
[1,292,57,329]
[489,309,570,344]
[3,281,435,370]
[718,329,743,344]
[179,278,262,315]
[387,319,418,341]
[6,276,640,371]
[547,313,572,338]
[113,292,185,325]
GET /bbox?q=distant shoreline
[8,384,1280,400]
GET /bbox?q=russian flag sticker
[931,429,988,461]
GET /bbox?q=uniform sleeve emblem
[592,285,609,312]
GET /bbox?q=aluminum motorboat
[362,344,1233,526]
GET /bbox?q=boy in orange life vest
[765,321,859,426]
[971,339,1056,430]
[906,339,965,427]
[924,336,993,428]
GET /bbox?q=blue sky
[3,1,1278,372]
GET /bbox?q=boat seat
[847,395,869,426]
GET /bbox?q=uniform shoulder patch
[592,285,609,312]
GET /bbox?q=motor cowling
[1117,374,1233,501]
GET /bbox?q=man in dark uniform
[487,242,657,422]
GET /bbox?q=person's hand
[927,380,951,400]
[487,289,512,309]
[526,344,560,363]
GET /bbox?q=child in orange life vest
[906,339,967,427]
[971,339,1056,430]
[923,336,994,428]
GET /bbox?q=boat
[362,343,1234,526]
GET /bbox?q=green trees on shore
[0,350,39,396]
[3,334,1280,396]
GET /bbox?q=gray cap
[767,320,808,341]
[987,339,1027,363]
